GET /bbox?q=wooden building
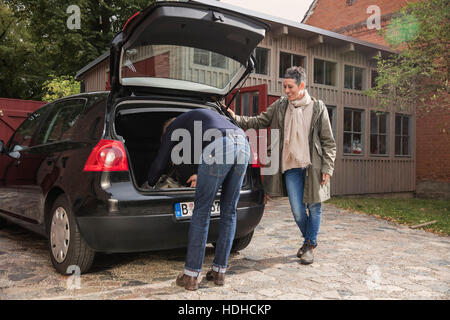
[75,0,416,196]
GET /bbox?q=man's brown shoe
[206,270,225,286]
[176,273,199,291]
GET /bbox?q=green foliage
[1,0,155,100]
[367,0,450,111]
[326,197,450,235]
[42,75,81,102]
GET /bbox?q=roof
[301,0,318,23]
[75,0,396,79]
[75,51,110,79]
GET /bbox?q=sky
[220,0,314,22]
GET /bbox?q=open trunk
[113,104,250,190]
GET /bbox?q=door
[226,84,269,166]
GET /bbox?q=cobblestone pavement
[0,197,449,300]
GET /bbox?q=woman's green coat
[235,96,336,204]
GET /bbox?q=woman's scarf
[282,90,314,172]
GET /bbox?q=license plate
[174,201,220,219]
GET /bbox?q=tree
[0,3,41,99]
[367,0,449,111]
[2,0,154,100]
[42,75,80,102]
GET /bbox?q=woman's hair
[284,66,307,86]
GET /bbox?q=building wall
[78,26,416,196]
[304,0,418,47]
[303,0,448,198]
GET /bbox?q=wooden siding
[78,30,416,195]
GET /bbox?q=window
[8,104,51,150]
[255,47,270,75]
[395,114,411,156]
[371,70,379,88]
[193,48,227,69]
[280,52,305,77]
[370,111,389,155]
[36,99,86,145]
[344,108,364,155]
[314,59,337,86]
[193,48,210,66]
[233,91,260,116]
[344,65,365,90]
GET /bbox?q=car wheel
[48,195,95,275]
[230,231,254,253]
[0,216,7,229]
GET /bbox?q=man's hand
[187,174,198,188]
[321,173,331,185]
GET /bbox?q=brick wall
[416,105,450,182]
[305,0,415,30]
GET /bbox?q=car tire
[0,216,7,229]
[230,231,254,253]
[48,195,95,275]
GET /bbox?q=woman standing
[227,66,336,265]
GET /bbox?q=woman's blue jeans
[184,133,250,277]
[284,168,322,247]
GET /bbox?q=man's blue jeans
[284,168,322,247]
[184,133,250,277]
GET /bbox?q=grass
[325,196,450,236]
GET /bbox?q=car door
[0,103,52,222]
[12,98,87,224]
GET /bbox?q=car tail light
[84,140,129,172]
[251,149,262,168]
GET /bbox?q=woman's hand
[224,105,236,119]
[187,174,198,188]
[321,173,330,185]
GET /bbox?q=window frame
[193,48,228,70]
[313,58,337,87]
[6,103,54,151]
[344,64,366,91]
[370,111,390,157]
[343,107,365,156]
[394,113,412,157]
[279,50,307,79]
[254,47,271,76]
[34,98,87,147]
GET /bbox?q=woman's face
[283,78,304,101]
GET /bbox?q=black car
[0,1,268,274]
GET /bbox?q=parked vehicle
[0,1,268,274]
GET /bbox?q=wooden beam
[370,50,382,60]
[273,25,288,39]
[307,35,324,48]
[338,43,355,55]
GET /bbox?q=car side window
[35,99,86,145]
[8,104,52,151]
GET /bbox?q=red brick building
[303,0,449,198]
